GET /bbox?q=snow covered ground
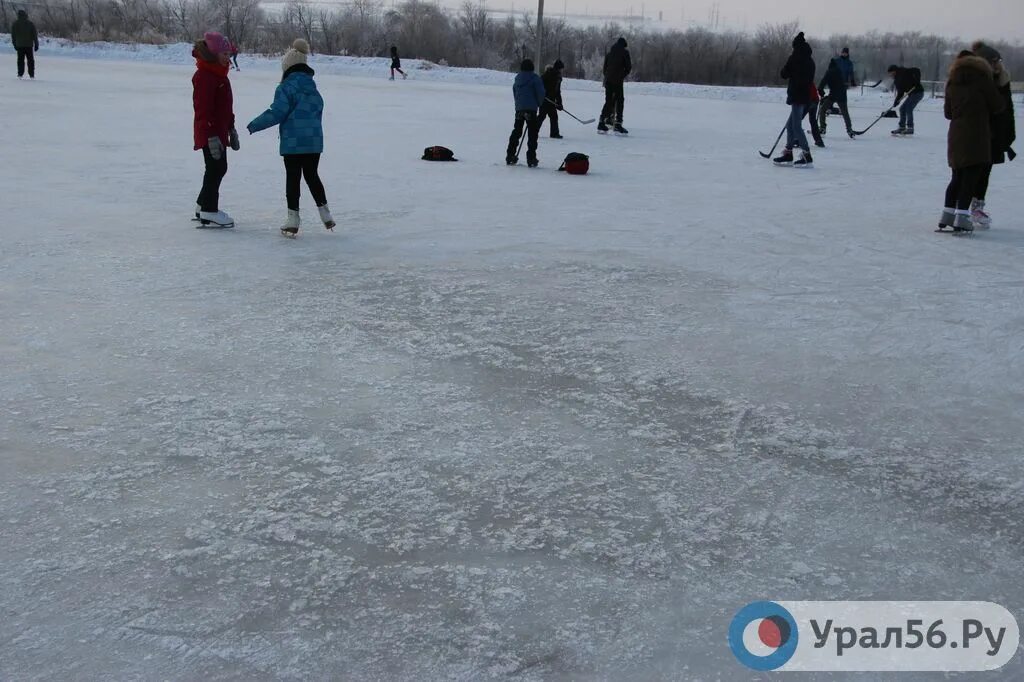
[1,47,1023,680]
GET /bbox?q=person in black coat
[598,37,631,133]
[11,9,39,79]
[774,32,816,167]
[969,42,1016,228]
[887,64,924,134]
[390,45,406,80]
[818,57,855,138]
[538,60,564,138]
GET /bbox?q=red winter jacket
[192,57,234,150]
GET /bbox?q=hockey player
[598,37,631,134]
[192,31,238,227]
[506,59,545,167]
[774,32,816,168]
[247,39,335,236]
[538,59,564,138]
[837,47,857,87]
[818,58,855,138]
[939,51,1004,232]
[887,64,925,135]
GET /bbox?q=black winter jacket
[892,67,924,106]
[781,42,815,106]
[542,66,562,107]
[603,39,631,85]
[818,59,848,102]
[11,14,38,51]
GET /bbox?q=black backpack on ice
[422,146,458,161]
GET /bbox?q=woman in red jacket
[193,32,238,227]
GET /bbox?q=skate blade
[196,222,234,229]
[280,229,298,238]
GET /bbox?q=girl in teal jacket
[248,39,335,236]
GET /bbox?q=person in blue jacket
[247,39,335,236]
[837,47,857,87]
[506,59,546,167]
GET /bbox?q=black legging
[974,165,994,201]
[944,164,991,211]
[283,153,327,211]
[197,145,228,212]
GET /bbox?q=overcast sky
[532,0,1024,41]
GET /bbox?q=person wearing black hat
[538,60,565,138]
[887,64,924,135]
[598,37,631,134]
[506,58,545,166]
[11,9,39,79]
[774,32,816,168]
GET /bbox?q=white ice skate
[197,210,234,228]
[281,209,300,237]
[318,204,336,231]
[970,199,991,230]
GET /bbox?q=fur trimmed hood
[948,54,993,84]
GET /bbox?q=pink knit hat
[204,31,232,56]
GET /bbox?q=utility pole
[536,0,544,69]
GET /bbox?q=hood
[614,37,627,49]
[17,9,27,18]
[948,54,993,85]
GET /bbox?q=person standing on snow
[538,59,564,138]
[938,51,1004,233]
[966,41,1016,229]
[390,46,406,80]
[818,57,855,138]
[598,37,630,134]
[506,58,545,167]
[193,31,238,228]
[887,64,925,135]
[12,10,39,79]
[247,39,335,237]
[774,32,816,168]
[230,42,240,71]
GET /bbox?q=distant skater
[192,31,238,228]
[887,64,925,135]
[12,10,39,79]
[538,59,564,138]
[390,46,406,80]
[774,32,816,168]
[505,59,545,167]
[597,37,630,134]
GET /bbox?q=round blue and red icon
[728,601,799,671]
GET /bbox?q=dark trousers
[16,48,34,78]
[283,153,328,211]
[538,102,560,136]
[197,146,228,212]
[507,111,539,162]
[818,95,853,134]
[805,102,823,146]
[944,164,990,210]
[900,90,924,129]
[600,81,625,123]
[975,164,993,201]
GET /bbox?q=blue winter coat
[837,55,856,86]
[513,71,545,112]
[247,65,324,155]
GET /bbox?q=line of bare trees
[2,0,1021,87]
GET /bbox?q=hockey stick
[546,98,596,125]
[759,123,787,159]
[851,111,890,136]
[864,78,884,88]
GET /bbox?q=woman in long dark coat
[967,42,1016,228]
[939,52,1005,232]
